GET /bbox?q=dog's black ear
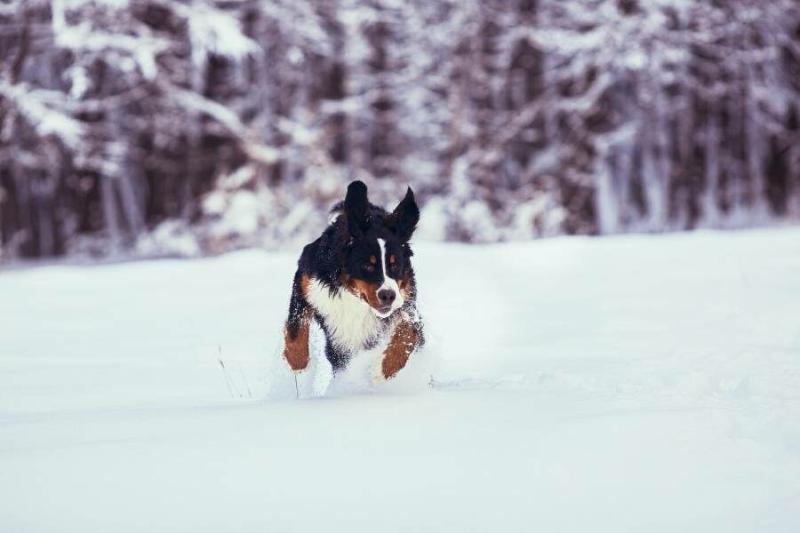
[344,180,370,236]
[388,187,419,242]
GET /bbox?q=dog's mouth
[358,294,393,317]
[372,305,393,319]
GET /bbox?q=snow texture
[1,228,800,531]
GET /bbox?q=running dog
[282,180,424,381]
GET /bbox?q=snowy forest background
[1,0,799,260]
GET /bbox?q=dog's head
[338,181,420,318]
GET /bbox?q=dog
[282,180,424,382]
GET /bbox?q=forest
[1,0,799,259]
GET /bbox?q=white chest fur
[304,277,385,352]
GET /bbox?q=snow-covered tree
[1,0,798,259]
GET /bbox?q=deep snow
[1,228,799,532]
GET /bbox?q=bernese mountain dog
[282,180,424,383]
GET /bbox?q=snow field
[1,228,800,532]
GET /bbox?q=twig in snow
[237,361,253,399]
[218,359,235,398]
[218,346,242,398]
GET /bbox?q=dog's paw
[371,357,390,384]
[282,344,307,372]
[372,354,408,384]
[282,346,309,373]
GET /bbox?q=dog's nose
[377,289,396,305]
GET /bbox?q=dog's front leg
[283,272,312,372]
[377,316,422,381]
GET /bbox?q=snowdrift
[1,228,799,532]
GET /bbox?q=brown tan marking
[299,273,311,296]
[380,319,419,380]
[397,276,412,299]
[347,276,383,312]
[282,275,312,372]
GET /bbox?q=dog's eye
[364,263,375,273]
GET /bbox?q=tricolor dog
[282,180,424,381]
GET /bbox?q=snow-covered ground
[1,228,799,532]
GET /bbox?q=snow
[1,228,800,531]
[0,82,84,147]
[186,3,258,62]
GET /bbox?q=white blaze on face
[376,238,404,317]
